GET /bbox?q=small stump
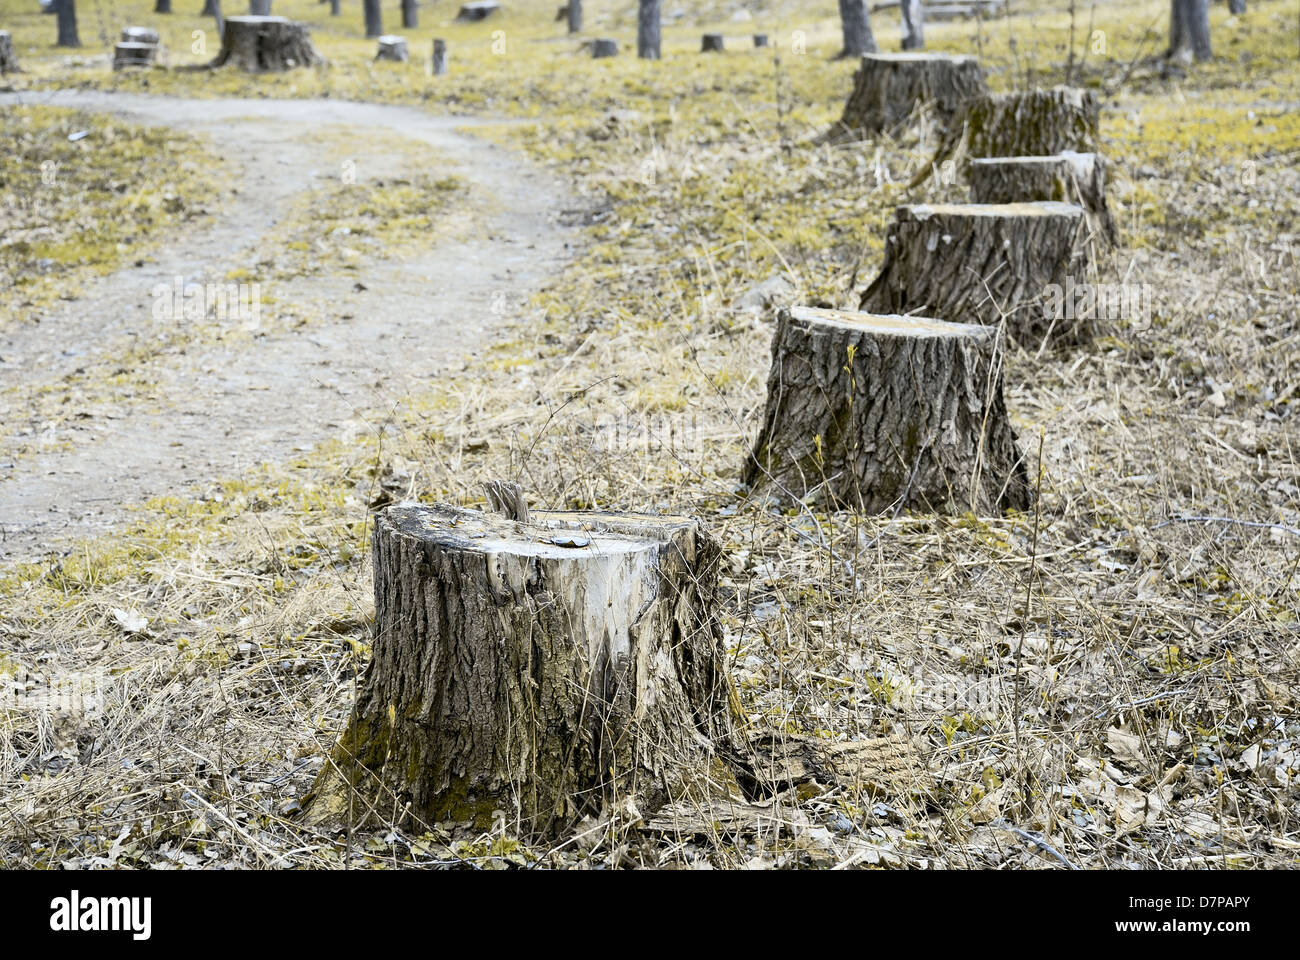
[375,35,409,61]
[210,15,321,71]
[455,1,500,21]
[113,42,157,69]
[969,152,1117,246]
[591,37,617,58]
[744,307,1029,514]
[120,26,159,44]
[966,86,1099,158]
[304,498,739,834]
[753,33,769,48]
[832,52,987,140]
[0,30,20,74]
[431,37,447,75]
[701,33,724,52]
[860,202,1090,347]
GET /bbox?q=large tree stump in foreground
[0,31,19,74]
[860,202,1090,347]
[304,499,739,834]
[210,15,321,71]
[831,53,987,140]
[744,307,1029,514]
[966,86,1099,158]
[969,152,1117,246]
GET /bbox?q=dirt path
[0,91,578,562]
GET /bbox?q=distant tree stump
[831,52,987,140]
[969,152,1117,246]
[248,0,270,14]
[744,307,1029,514]
[375,35,408,61]
[591,37,617,58]
[431,37,447,74]
[304,498,740,833]
[210,16,321,71]
[860,202,1091,347]
[966,86,1100,158]
[0,31,21,73]
[113,41,157,69]
[701,33,724,52]
[455,1,500,21]
[120,25,160,44]
[753,33,768,47]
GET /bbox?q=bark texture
[968,152,1117,246]
[155,0,172,12]
[0,32,17,74]
[1168,0,1212,62]
[966,86,1100,158]
[56,0,80,48]
[304,502,740,834]
[701,33,724,52]
[744,307,1029,514]
[833,52,986,139]
[376,35,409,61]
[637,0,661,59]
[860,202,1091,347]
[838,0,878,57]
[900,0,925,50]
[113,42,157,68]
[210,16,321,71]
[431,37,447,74]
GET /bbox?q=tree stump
[363,0,381,37]
[375,35,408,61]
[0,31,21,74]
[966,86,1100,158]
[831,53,987,140]
[248,0,270,14]
[210,16,321,71]
[701,33,724,52]
[591,37,617,58]
[859,202,1091,347]
[744,307,1030,514]
[637,0,660,59]
[455,1,500,21]
[1167,0,1212,63]
[113,41,157,69]
[120,26,159,44]
[565,0,581,34]
[155,0,171,13]
[968,152,1117,246]
[304,498,740,834]
[401,0,417,29]
[753,33,768,48]
[431,37,447,75]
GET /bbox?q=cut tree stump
[0,31,20,74]
[455,1,500,21]
[113,42,157,69]
[303,496,740,834]
[966,86,1099,158]
[431,37,447,74]
[375,35,408,61]
[120,25,160,44]
[753,33,769,47]
[859,202,1090,347]
[210,16,321,71]
[830,52,987,140]
[743,307,1029,514]
[968,152,1117,246]
[591,37,617,58]
[701,33,724,52]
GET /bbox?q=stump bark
[966,86,1100,158]
[831,53,987,140]
[0,31,21,74]
[701,33,724,52]
[744,307,1030,514]
[591,37,617,58]
[304,499,740,834]
[210,16,321,71]
[860,202,1091,347]
[375,35,408,61]
[968,152,1117,246]
[1168,0,1212,63]
[113,41,157,69]
[431,37,447,75]
[455,1,500,21]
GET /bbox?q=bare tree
[838,0,878,58]
[55,0,79,47]
[1168,0,1212,63]
[638,0,660,59]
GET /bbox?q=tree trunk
[431,37,447,74]
[1227,0,1245,14]
[0,31,18,74]
[402,0,417,28]
[567,0,582,34]
[249,0,270,14]
[837,0,877,58]
[860,202,1091,348]
[831,52,986,140]
[901,0,925,50]
[210,15,321,71]
[55,0,80,48]
[212,0,224,38]
[1168,0,1212,62]
[969,153,1117,247]
[155,0,172,13]
[363,0,382,37]
[591,37,617,58]
[113,41,157,68]
[638,0,661,59]
[966,86,1100,158]
[304,498,739,834]
[744,307,1030,514]
[329,0,339,16]
[376,35,408,61]
[201,0,219,15]
[701,33,724,52]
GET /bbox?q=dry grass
[1,0,1298,868]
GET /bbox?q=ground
[0,0,1297,869]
